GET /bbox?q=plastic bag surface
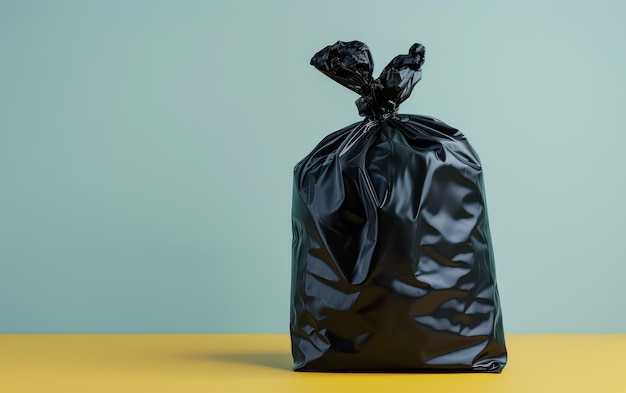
[291,41,507,372]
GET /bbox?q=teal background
[1,0,625,333]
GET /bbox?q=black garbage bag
[290,40,507,373]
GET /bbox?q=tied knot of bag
[311,41,425,120]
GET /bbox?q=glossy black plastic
[291,41,507,372]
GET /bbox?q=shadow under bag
[290,40,507,372]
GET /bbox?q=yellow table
[1,334,624,392]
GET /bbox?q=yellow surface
[1,334,625,392]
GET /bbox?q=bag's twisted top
[311,40,425,119]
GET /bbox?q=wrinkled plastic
[291,41,507,372]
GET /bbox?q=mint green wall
[1,0,624,333]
